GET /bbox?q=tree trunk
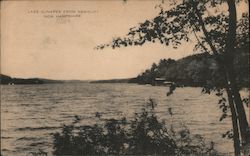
[192,0,249,153]
[225,0,249,145]
[226,62,249,144]
[226,86,241,156]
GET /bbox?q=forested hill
[0,74,63,84]
[129,49,249,88]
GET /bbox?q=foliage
[53,99,217,155]
[129,58,176,85]
[95,0,250,154]
[96,1,248,54]
[130,50,249,88]
[95,0,249,89]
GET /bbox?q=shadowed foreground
[53,99,217,156]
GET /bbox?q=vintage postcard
[1,0,249,155]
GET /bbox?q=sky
[1,0,247,80]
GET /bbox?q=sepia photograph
[0,0,249,155]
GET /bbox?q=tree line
[130,48,249,88]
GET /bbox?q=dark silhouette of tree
[96,0,249,155]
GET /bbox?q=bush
[53,99,217,155]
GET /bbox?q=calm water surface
[1,83,249,155]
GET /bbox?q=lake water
[1,83,249,156]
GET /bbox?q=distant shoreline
[89,78,133,84]
[0,74,138,85]
[0,74,90,85]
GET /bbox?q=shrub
[53,99,217,155]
